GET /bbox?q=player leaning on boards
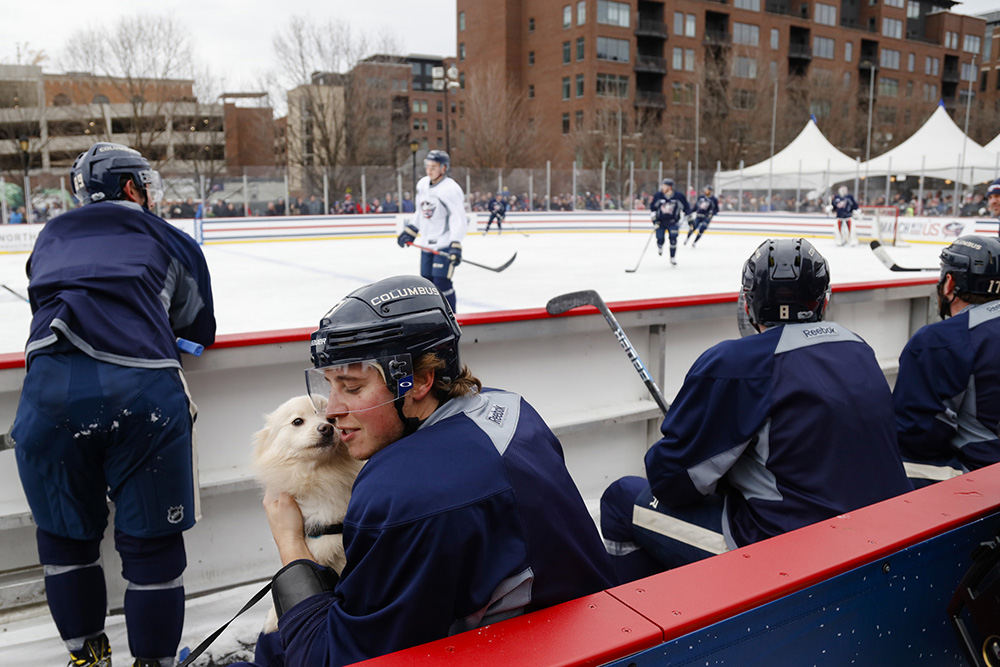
[252,275,614,666]
[649,178,690,266]
[396,150,467,311]
[893,235,1000,477]
[685,184,719,248]
[600,239,911,583]
[830,185,860,247]
[10,143,216,667]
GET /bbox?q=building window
[945,31,958,50]
[672,82,694,104]
[575,109,584,129]
[963,35,981,54]
[771,28,779,50]
[459,43,466,61]
[925,56,939,75]
[878,77,899,97]
[907,0,919,18]
[93,94,110,104]
[596,73,629,96]
[436,100,443,112]
[597,1,629,27]
[813,36,835,59]
[922,82,938,101]
[882,18,902,40]
[528,84,535,98]
[529,51,535,66]
[733,23,760,46]
[960,62,976,82]
[562,113,570,133]
[885,0,904,6]
[563,41,572,64]
[686,14,696,37]
[529,17,535,32]
[564,5,572,28]
[880,48,900,70]
[906,80,914,97]
[436,119,443,130]
[907,52,914,71]
[577,37,585,60]
[734,56,757,78]
[576,73,585,96]
[577,0,586,25]
[672,47,695,71]
[562,76,571,100]
[843,71,851,87]
[459,11,465,31]
[674,12,684,36]
[815,3,836,26]
[876,106,897,124]
[732,88,756,109]
[845,41,853,62]
[597,36,630,62]
[734,0,761,9]
[810,99,832,117]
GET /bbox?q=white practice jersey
[411,175,468,251]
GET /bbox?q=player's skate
[657,245,663,256]
[67,633,111,667]
[670,257,677,266]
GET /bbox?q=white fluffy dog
[252,395,363,631]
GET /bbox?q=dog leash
[177,580,273,667]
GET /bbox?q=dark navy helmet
[939,235,1000,299]
[306,275,462,410]
[70,142,163,207]
[742,238,830,328]
[703,185,713,194]
[425,149,450,171]
[662,178,674,188]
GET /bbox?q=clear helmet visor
[304,354,414,416]
[138,169,164,205]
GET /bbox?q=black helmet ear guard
[742,238,830,329]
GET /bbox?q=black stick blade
[546,290,603,315]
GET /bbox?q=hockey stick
[869,241,937,272]
[2,284,29,302]
[625,230,656,273]
[546,289,670,416]
[407,242,516,273]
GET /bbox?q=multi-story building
[455,0,992,169]
[0,65,275,178]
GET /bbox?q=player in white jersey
[397,150,468,311]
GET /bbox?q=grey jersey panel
[726,419,783,502]
[421,390,521,456]
[773,321,862,355]
[687,439,752,496]
[968,301,1000,330]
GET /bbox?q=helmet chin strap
[393,395,424,436]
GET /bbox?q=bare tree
[454,63,546,168]
[59,16,194,164]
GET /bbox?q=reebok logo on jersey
[487,404,507,426]
[802,325,838,339]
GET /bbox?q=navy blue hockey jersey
[650,191,690,226]
[24,201,215,368]
[832,194,859,219]
[894,301,1000,470]
[693,194,719,220]
[645,322,911,548]
[277,389,614,666]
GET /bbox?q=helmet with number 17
[742,238,830,329]
[939,235,1000,300]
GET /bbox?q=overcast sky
[0,1,457,90]
[1,0,996,90]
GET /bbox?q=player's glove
[397,223,418,248]
[447,241,462,265]
[650,210,658,225]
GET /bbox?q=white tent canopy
[715,117,859,193]
[985,132,1000,160]
[861,103,999,186]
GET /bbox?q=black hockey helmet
[662,178,674,188]
[939,235,1000,299]
[70,142,163,207]
[425,149,450,171]
[306,275,462,411]
[742,238,830,328]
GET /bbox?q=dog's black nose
[317,422,334,436]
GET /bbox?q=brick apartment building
[455,0,996,170]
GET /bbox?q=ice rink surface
[0,227,946,356]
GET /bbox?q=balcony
[788,44,812,60]
[704,31,732,46]
[634,90,667,108]
[941,69,959,83]
[635,19,669,39]
[634,55,668,74]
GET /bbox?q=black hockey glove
[447,241,462,265]
[397,224,418,248]
[271,559,338,620]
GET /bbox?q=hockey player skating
[649,178,690,266]
[256,275,614,666]
[10,143,216,667]
[685,185,719,247]
[600,239,910,581]
[831,185,859,246]
[484,192,507,235]
[893,235,1000,477]
[397,150,467,311]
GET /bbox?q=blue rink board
[605,511,1000,666]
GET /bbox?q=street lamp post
[432,66,460,155]
[409,140,420,206]
[19,135,32,224]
